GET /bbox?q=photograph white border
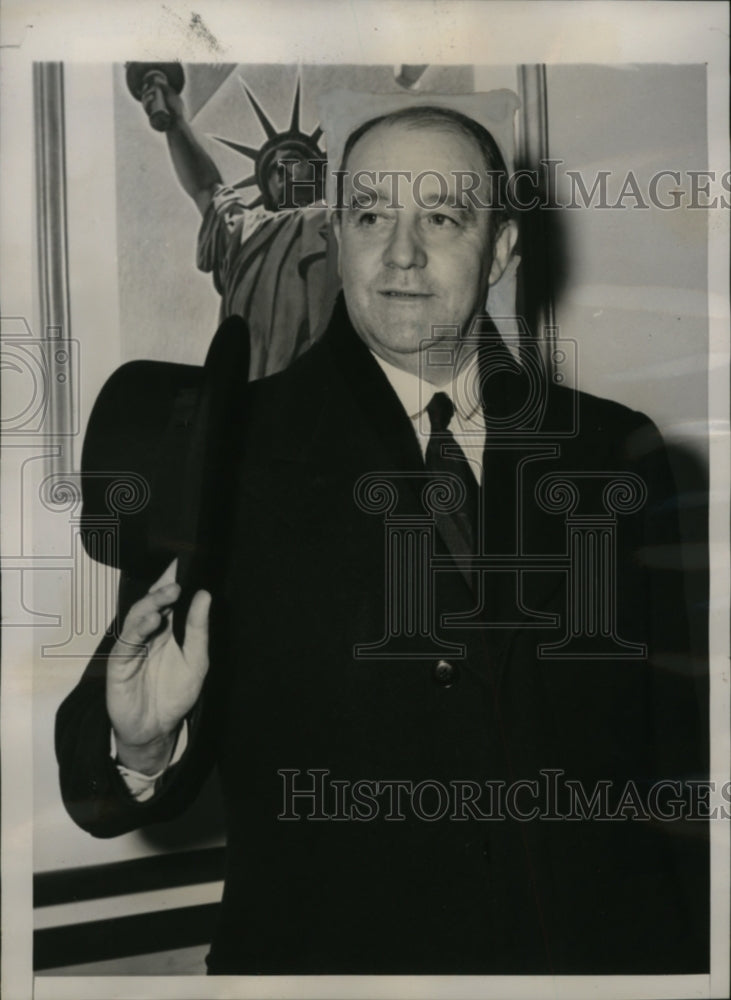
[1,2,728,998]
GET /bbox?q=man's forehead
[345,119,485,171]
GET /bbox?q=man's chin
[374,308,440,340]
[375,328,431,357]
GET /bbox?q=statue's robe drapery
[197,185,340,379]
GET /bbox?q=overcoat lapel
[318,295,427,476]
[476,332,569,678]
[321,297,481,601]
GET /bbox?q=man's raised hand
[107,560,211,775]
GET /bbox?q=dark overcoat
[56,296,708,974]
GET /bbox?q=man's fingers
[118,582,180,648]
[118,610,162,649]
[149,559,178,593]
[187,589,211,627]
[182,590,212,669]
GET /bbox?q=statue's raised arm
[127,62,339,378]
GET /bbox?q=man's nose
[383,216,427,269]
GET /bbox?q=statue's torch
[126,62,186,132]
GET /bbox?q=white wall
[546,64,708,462]
[543,65,710,672]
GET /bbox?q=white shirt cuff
[111,721,189,802]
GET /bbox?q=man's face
[333,121,515,380]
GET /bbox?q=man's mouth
[379,291,433,299]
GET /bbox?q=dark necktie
[424,391,480,583]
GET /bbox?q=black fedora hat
[80,316,250,590]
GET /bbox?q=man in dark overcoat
[56,105,708,975]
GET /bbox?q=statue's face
[264,146,323,209]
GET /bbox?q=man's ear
[488,219,518,285]
[330,209,343,278]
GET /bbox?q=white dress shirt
[371,349,486,484]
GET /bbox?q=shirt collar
[370,349,483,425]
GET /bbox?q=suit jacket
[56,294,708,975]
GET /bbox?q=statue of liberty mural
[128,62,338,379]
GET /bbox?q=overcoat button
[432,659,459,687]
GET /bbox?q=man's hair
[337,104,512,235]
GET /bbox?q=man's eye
[428,213,459,228]
[356,212,380,226]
